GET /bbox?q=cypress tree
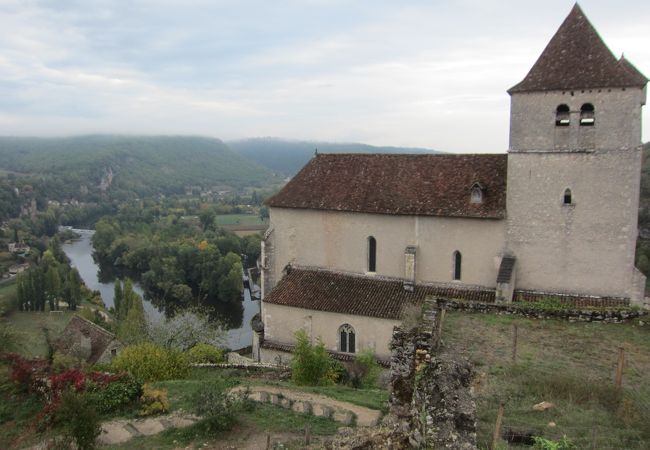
[114,280,124,319]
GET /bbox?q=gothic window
[555,104,570,126]
[368,236,377,272]
[580,103,595,126]
[470,183,484,204]
[453,251,462,280]
[339,324,356,353]
[563,188,572,205]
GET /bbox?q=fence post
[511,323,518,363]
[615,347,625,390]
[491,402,505,450]
[305,424,311,445]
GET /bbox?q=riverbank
[61,229,258,351]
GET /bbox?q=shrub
[193,381,249,434]
[349,349,381,389]
[52,351,84,373]
[291,329,339,386]
[188,343,224,364]
[1,353,49,393]
[139,383,169,416]
[111,342,190,381]
[54,390,102,450]
[532,436,576,450]
[86,373,142,414]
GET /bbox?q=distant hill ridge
[228,137,440,176]
[0,135,279,198]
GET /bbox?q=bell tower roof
[508,4,647,94]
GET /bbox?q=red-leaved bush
[1,352,49,393]
[1,352,140,426]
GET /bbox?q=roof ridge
[70,314,116,339]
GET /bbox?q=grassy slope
[5,310,74,358]
[443,312,650,449]
[0,281,16,315]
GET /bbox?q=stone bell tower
[504,4,648,305]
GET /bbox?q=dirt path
[232,385,382,427]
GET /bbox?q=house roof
[54,315,119,364]
[508,4,647,93]
[266,153,507,219]
[263,267,495,320]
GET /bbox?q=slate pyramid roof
[509,4,647,93]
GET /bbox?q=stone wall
[267,207,505,290]
[441,298,648,324]
[386,298,478,449]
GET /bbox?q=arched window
[580,103,595,126]
[339,324,356,353]
[563,188,572,205]
[470,182,484,204]
[453,251,462,281]
[555,104,570,126]
[368,236,376,272]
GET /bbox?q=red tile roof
[267,153,507,219]
[263,267,496,320]
[509,4,647,93]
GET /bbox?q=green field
[0,281,17,316]
[215,214,267,227]
[4,310,74,357]
[443,312,650,449]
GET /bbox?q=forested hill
[228,137,439,176]
[0,135,279,199]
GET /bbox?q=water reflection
[61,229,258,350]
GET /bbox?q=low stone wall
[441,298,648,324]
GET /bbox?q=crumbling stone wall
[328,297,476,449]
[388,298,477,449]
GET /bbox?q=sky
[0,0,648,153]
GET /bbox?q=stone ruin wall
[329,297,478,449]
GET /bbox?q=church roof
[508,4,647,93]
[266,153,507,219]
[263,267,495,320]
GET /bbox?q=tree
[291,329,339,386]
[117,289,147,345]
[259,206,269,221]
[46,266,61,311]
[65,269,82,311]
[147,309,225,351]
[242,234,262,267]
[113,280,124,319]
[199,208,216,231]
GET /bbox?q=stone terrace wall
[442,298,648,324]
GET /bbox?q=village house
[54,315,123,364]
[254,5,648,363]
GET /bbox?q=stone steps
[239,386,381,427]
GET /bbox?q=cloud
[0,0,648,151]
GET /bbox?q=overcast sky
[0,0,648,153]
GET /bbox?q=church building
[254,5,648,363]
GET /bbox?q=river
[61,229,259,351]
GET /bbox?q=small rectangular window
[348,332,356,354]
[340,331,347,353]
